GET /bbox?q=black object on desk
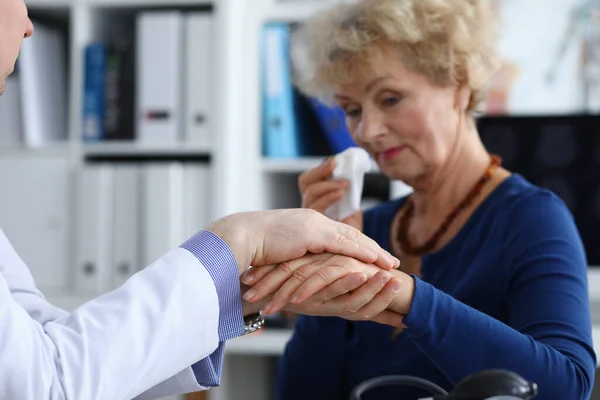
[350,369,538,400]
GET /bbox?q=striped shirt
[180,230,244,387]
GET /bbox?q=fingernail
[242,271,255,284]
[391,279,401,292]
[263,302,274,314]
[388,253,400,268]
[290,294,299,304]
[243,289,256,301]
[379,272,392,285]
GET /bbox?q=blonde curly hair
[290,0,500,112]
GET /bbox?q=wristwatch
[243,312,265,335]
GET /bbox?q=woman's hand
[241,253,414,327]
[299,157,363,231]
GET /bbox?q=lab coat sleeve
[0,229,244,400]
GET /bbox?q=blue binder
[307,97,357,154]
[261,23,300,158]
[82,42,106,142]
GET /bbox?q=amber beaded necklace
[397,154,502,256]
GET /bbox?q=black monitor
[477,114,600,266]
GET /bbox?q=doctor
[0,1,403,399]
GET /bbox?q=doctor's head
[0,0,34,95]
[290,0,499,185]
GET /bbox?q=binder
[18,20,67,147]
[111,164,141,288]
[261,22,300,158]
[307,98,357,154]
[73,164,114,296]
[0,76,23,145]
[141,163,185,266]
[104,41,136,141]
[182,163,211,239]
[184,13,214,146]
[82,42,107,142]
[0,157,70,292]
[136,11,184,143]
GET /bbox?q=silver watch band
[243,312,265,335]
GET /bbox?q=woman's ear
[455,83,471,112]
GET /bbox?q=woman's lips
[378,146,405,161]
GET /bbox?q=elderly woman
[245,0,597,399]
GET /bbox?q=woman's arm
[249,192,595,398]
[388,192,596,399]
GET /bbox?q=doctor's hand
[241,253,410,328]
[206,209,399,275]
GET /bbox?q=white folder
[182,163,212,239]
[17,20,67,147]
[111,164,141,289]
[136,11,184,144]
[73,164,114,296]
[184,13,214,146]
[0,157,71,293]
[141,163,185,267]
[0,76,23,145]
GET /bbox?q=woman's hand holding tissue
[299,156,363,231]
[241,253,414,328]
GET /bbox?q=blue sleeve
[403,192,596,399]
[179,230,245,387]
[275,315,347,400]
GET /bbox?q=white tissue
[325,147,375,221]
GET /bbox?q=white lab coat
[0,228,224,400]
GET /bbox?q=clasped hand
[205,208,413,328]
[241,253,413,328]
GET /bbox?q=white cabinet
[0,154,73,293]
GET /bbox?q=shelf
[27,0,72,8]
[261,156,324,173]
[82,141,212,157]
[263,0,344,23]
[0,143,74,157]
[87,0,213,6]
[225,329,292,356]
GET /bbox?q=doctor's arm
[0,208,398,400]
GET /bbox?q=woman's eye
[382,96,400,107]
[344,108,361,118]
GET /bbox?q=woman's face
[333,46,467,183]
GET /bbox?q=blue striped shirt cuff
[191,341,226,387]
[180,230,245,341]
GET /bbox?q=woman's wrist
[388,270,416,315]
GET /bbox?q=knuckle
[291,267,310,283]
[252,277,271,293]
[343,224,361,240]
[323,289,336,301]
[346,305,359,314]
[315,268,330,283]
[277,261,295,276]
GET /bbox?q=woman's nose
[355,110,387,143]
